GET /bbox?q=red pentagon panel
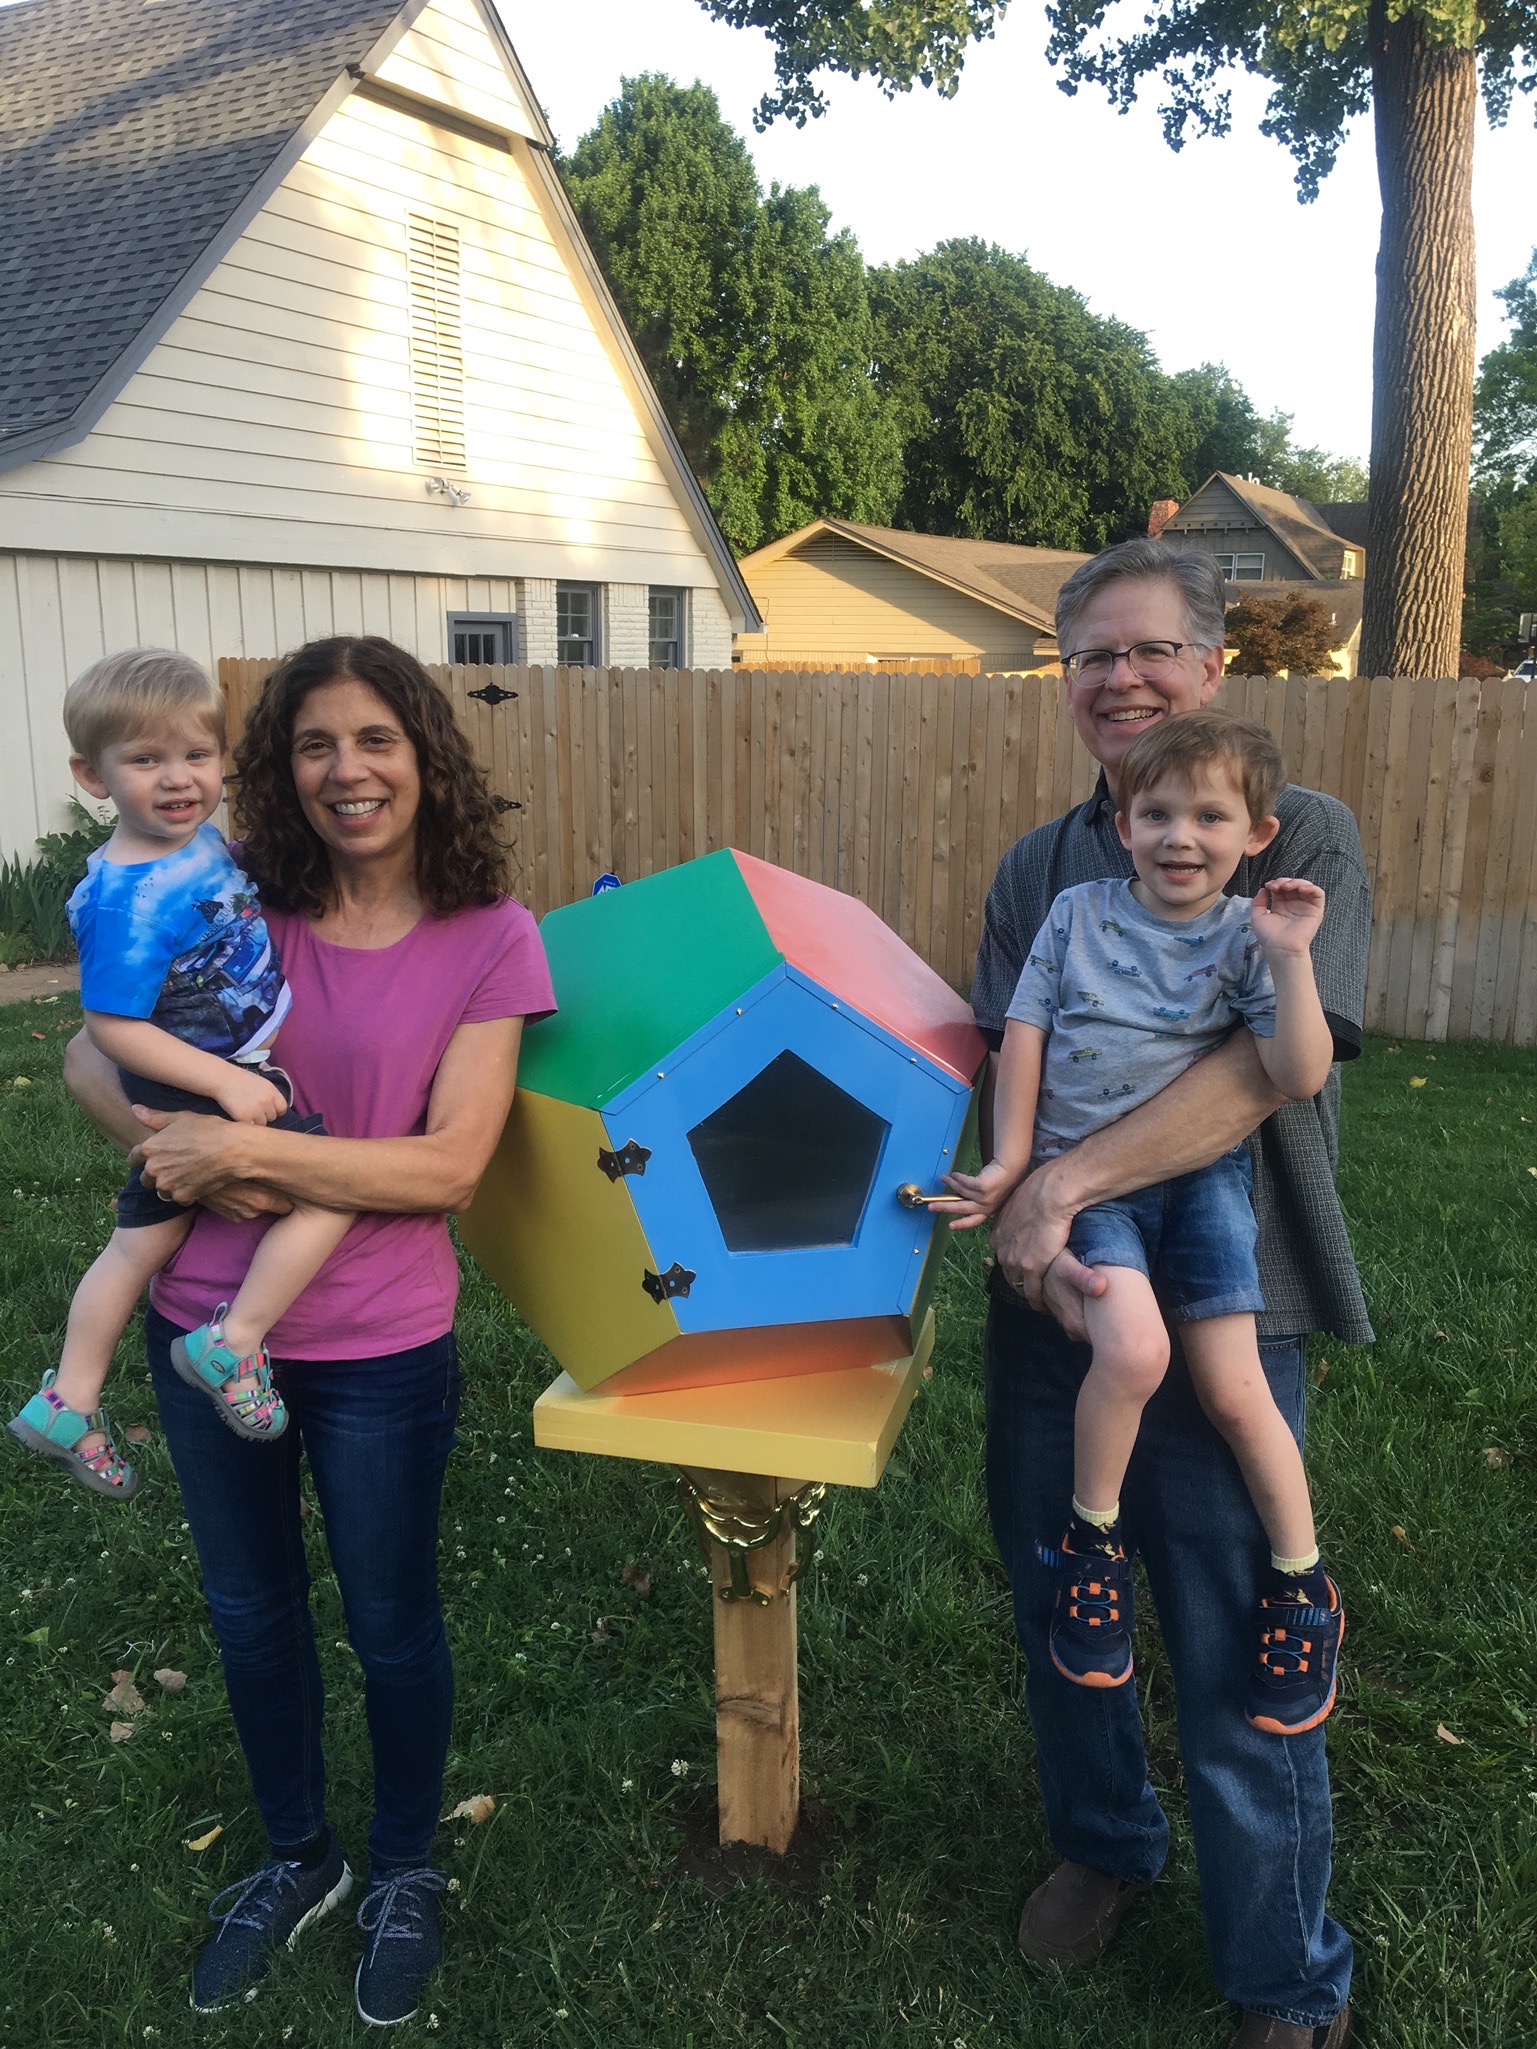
[731,851,985,1084]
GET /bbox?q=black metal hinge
[597,1139,652,1181]
[642,1261,695,1303]
[490,795,521,813]
[467,681,518,705]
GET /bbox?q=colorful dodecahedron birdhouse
[460,851,985,1394]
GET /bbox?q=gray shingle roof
[809,521,1091,634]
[0,0,407,453]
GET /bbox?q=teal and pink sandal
[8,1372,141,1499]
[170,1311,288,1443]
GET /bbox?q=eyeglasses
[1063,641,1203,684]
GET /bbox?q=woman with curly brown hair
[63,636,554,2027]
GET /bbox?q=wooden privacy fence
[219,661,1537,1046]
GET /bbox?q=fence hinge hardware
[642,1261,695,1303]
[490,795,522,814]
[467,681,518,705]
[598,1140,652,1181]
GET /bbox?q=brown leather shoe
[1226,2005,1351,2048]
[1016,1858,1151,1968]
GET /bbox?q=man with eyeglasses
[970,539,1370,2049]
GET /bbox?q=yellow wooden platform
[532,1311,934,1486]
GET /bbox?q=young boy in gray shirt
[947,709,1343,1736]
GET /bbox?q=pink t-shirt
[151,895,555,1360]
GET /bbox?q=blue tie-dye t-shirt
[67,822,290,1061]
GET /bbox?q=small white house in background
[0,0,759,858]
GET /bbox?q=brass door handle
[895,1181,965,1210]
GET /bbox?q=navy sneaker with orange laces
[1043,1520,1135,1689]
[1246,1570,1344,1735]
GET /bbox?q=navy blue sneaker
[355,1867,446,2026]
[1044,1523,1135,1689]
[190,1838,353,2012]
[1246,1572,1344,1735]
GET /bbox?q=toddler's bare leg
[218,1205,356,1359]
[1178,1314,1316,1563]
[55,1215,195,1441]
[1074,1266,1172,1514]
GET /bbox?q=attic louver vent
[407,212,467,471]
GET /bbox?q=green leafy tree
[698,0,1537,676]
[1465,252,1537,654]
[868,239,1195,547]
[1226,593,1341,675]
[1172,365,1367,500]
[561,74,900,551]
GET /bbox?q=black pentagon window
[688,1050,889,1253]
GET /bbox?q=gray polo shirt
[972,775,1374,1344]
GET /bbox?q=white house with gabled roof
[0,0,759,857]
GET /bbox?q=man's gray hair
[1055,538,1229,657]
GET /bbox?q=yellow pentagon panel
[459,1090,679,1388]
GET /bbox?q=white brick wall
[516,577,556,663]
[688,585,734,671]
[604,582,649,666]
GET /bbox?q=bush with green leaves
[0,802,113,967]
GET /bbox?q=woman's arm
[63,1029,145,1156]
[133,1015,525,1216]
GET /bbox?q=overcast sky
[505,0,1537,466]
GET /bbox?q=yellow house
[0,0,759,857]
[734,520,1090,672]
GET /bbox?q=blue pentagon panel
[687,1051,890,1253]
[601,964,972,1331]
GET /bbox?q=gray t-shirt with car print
[1006,876,1276,1157]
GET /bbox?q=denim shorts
[1066,1144,1264,1323]
[114,1063,325,1228]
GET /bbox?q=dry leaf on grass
[103,1671,147,1715]
[30,1030,45,1041]
[124,1424,152,1445]
[108,1721,135,1742]
[1409,1076,1427,1087]
[621,1564,652,1597]
[154,1668,187,1694]
[446,1794,496,1824]
[1482,1446,1514,1469]
[1435,1724,1464,1746]
[1390,1525,1415,1550]
[185,1825,224,1851]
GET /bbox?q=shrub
[0,802,113,966]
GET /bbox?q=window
[1340,550,1358,579]
[556,582,598,664]
[1216,552,1265,581]
[649,588,684,668]
[407,212,466,471]
[687,1052,889,1252]
[447,614,516,664]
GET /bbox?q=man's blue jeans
[146,1305,459,1874]
[984,1283,1352,2027]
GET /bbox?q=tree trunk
[1361,1,1477,678]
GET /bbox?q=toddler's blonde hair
[64,648,225,768]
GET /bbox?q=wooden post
[686,1468,804,1854]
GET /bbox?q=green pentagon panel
[517,851,781,1110]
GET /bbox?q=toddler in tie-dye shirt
[9,650,353,1499]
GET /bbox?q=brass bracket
[676,1469,828,1605]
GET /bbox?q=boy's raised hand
[214,1067,289,1126]
[1249,876,1326,957]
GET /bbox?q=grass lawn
[1,996,1532,2049]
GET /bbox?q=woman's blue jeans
[146,1305,460,1874]
[984,1283,1353,2028]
